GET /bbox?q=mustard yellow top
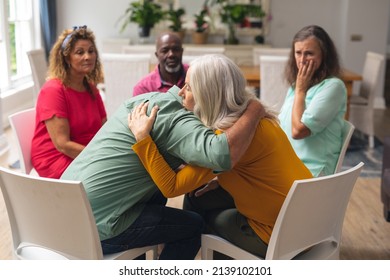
[133,118,312,243]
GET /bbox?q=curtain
[39,0,57,60]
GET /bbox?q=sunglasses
[61,25,88,50]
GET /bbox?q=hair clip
[61,25,87,51]
[73,25,87,31]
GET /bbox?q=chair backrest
[183,46,225,56]
[122,45,225,65]
[101,53,151,116]
[0,166,158,260]
[253,47,291,66]
[334,120,355,173]
[8,108,36,174]
[259,55,289,112]
[349,52,384,149]
[358,51,385,107]
[26,49,48,103]
[182,55,201,64]
[0,166,103,259]
[122,45,158,64]
[266,162,364,260]
[201,162,364,260]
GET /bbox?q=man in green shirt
[61,86,263,259]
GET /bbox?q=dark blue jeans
[101,191,204,260]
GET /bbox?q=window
[0,0,41,93]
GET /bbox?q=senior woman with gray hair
[129,54,312,258]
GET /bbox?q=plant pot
[173,30,186,41]
[138,26,151,38]
[224,24,239,45]
[192,32,208,44]
[255,35,264,44]
[224,37,239,45]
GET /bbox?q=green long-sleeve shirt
[61,86,230,240]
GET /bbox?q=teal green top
[61,86,230,240]
[279,78,347,177]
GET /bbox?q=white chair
[201,162,364,260]
[259,55,289,112]
[101,53,151,116]
[349,51,385,149]
[334,120,355,173]
[26,49,48,103]
[253,47,291,66]
[183,46,225,56]
[122,45,158,64]
[182,55,201,64]
[0,166,158,260]
[8,108,37,175]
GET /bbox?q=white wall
[56,0,390,107]
[344,0,389,108]
[56,0,131,50]
[267,0,344,49]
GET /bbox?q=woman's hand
[291,60,314,139]
[295,59,315,94]
[128,102,159,142]
[192,177,219,197]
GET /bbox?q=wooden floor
[340,177,390,259]
[0,109,389,260]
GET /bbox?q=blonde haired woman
[129,54,312,258]
[31,26,106,178]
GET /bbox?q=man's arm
[225,99,265,167]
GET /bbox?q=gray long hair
[189,54,277,130]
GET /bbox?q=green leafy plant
[194,6,209,33]
[166,7,186,32]
[118,0,165,32]
[215,0,266,44]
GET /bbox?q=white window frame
[0,0,41,94]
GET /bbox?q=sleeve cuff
[132,135,153,151]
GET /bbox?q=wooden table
[240,65,362,119]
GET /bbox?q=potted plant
[165,6,186,40]
[215,0,266,45]
[219,2,247,45]
[192,6,209,44]
[118,0,165,38]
